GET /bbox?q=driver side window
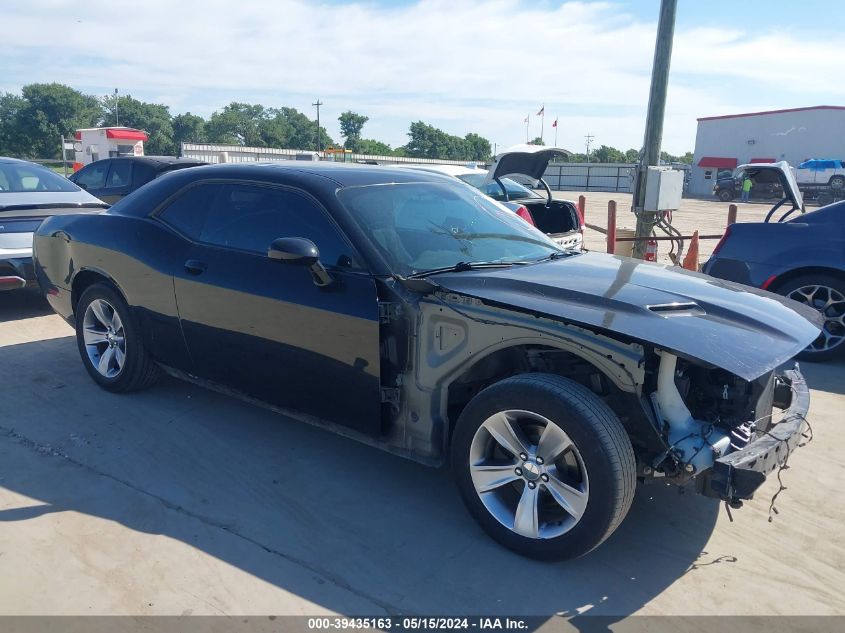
[159,182,357,268]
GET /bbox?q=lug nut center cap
[522,460,541,481]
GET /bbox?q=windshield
[0,162,81,193]
[457,173,541,201]
[337,182,561,276]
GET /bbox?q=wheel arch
[441,341,645,448]
[767,266,845,293]
[71,268,128,315]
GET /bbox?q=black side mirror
[268,237,332,287]
[268,237,319,265]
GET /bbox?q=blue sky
[2,0,843,154]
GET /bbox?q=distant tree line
[0,83,690,164]
[0,83,494,162]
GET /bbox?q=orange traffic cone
[682,230,700,271]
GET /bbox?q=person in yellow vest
[741,175,753,202]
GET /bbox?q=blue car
[704,163,845,360]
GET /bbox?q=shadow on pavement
[799,357,845,396]
[0,288,51,323]
[0,335,722,619]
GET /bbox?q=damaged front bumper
[707,368,809,503]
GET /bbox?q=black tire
[829,175,845,190]
[75,282,160,392]
[718,189,734,202]
[775,274,845,362]
[450,373,636,560]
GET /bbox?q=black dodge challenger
[33,162,821,559]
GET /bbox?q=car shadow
[0,288,52,323]
[0,336,722,619]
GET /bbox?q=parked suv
[796,159,845,190]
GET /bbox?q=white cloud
[1,0,840,153]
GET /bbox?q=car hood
[431,252,823,380]
[485,144,572,184]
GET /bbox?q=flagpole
[525,115,530,143]
[554,118,558,147]
[540,104,545,144]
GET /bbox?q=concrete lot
[1,287,844,618]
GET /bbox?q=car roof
[169,161,462,187]
[0,156,53,167]
[400,164,485,177]
[95,156,207,167]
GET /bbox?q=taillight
[515,205,536,226]
[711,224,732,256]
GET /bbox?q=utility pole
[114,88,119,127]
[584,134,594,162]
[631,0,677,259]
[312,99,323,153]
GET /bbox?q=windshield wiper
[408,260,528,279]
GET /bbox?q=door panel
[174,248,382,435]
[161,181,382,435]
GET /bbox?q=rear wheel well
[71,271,121,315]
[768,267,845,293]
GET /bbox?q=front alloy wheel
[451,373,635,560]
[470,410,589,539]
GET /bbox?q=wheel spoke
[513,483,539,538]
[98,346,115,375]
[482,412,531,458]
[111,310,123,334]
[113,345,126,370]
[545,471,588,520]
[90,300,112,329]
[537,422,572,463]
[471,463,520,493]
[83,327,108,346]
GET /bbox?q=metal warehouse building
[689,105,845,196]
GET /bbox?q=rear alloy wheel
[451,374,635,560]
[829,175,845,190]
[778,275,845,361]
[76,282,160,392]
[718,189,734,202]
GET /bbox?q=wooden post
[727,204,738,227]
[607,200,617,254]
[578,195,586,222]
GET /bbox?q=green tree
[206,102,268,146]
[102,94,175,155]
[592,145,626,163]
[530,136,545,146]
[0,92,27,156]
[624,148,640,163]
[338,111,369,150]
[464,132,492,161]
[6,83,101,158]
[172,112,207,148]
[355,138,393,155]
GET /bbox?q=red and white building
[690,105,845,196]
[72,127,149,171]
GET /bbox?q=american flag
[552,118,558,128]
[536,105,545,116]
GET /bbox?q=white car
[402,145,583,250]
[0,157,107,290]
